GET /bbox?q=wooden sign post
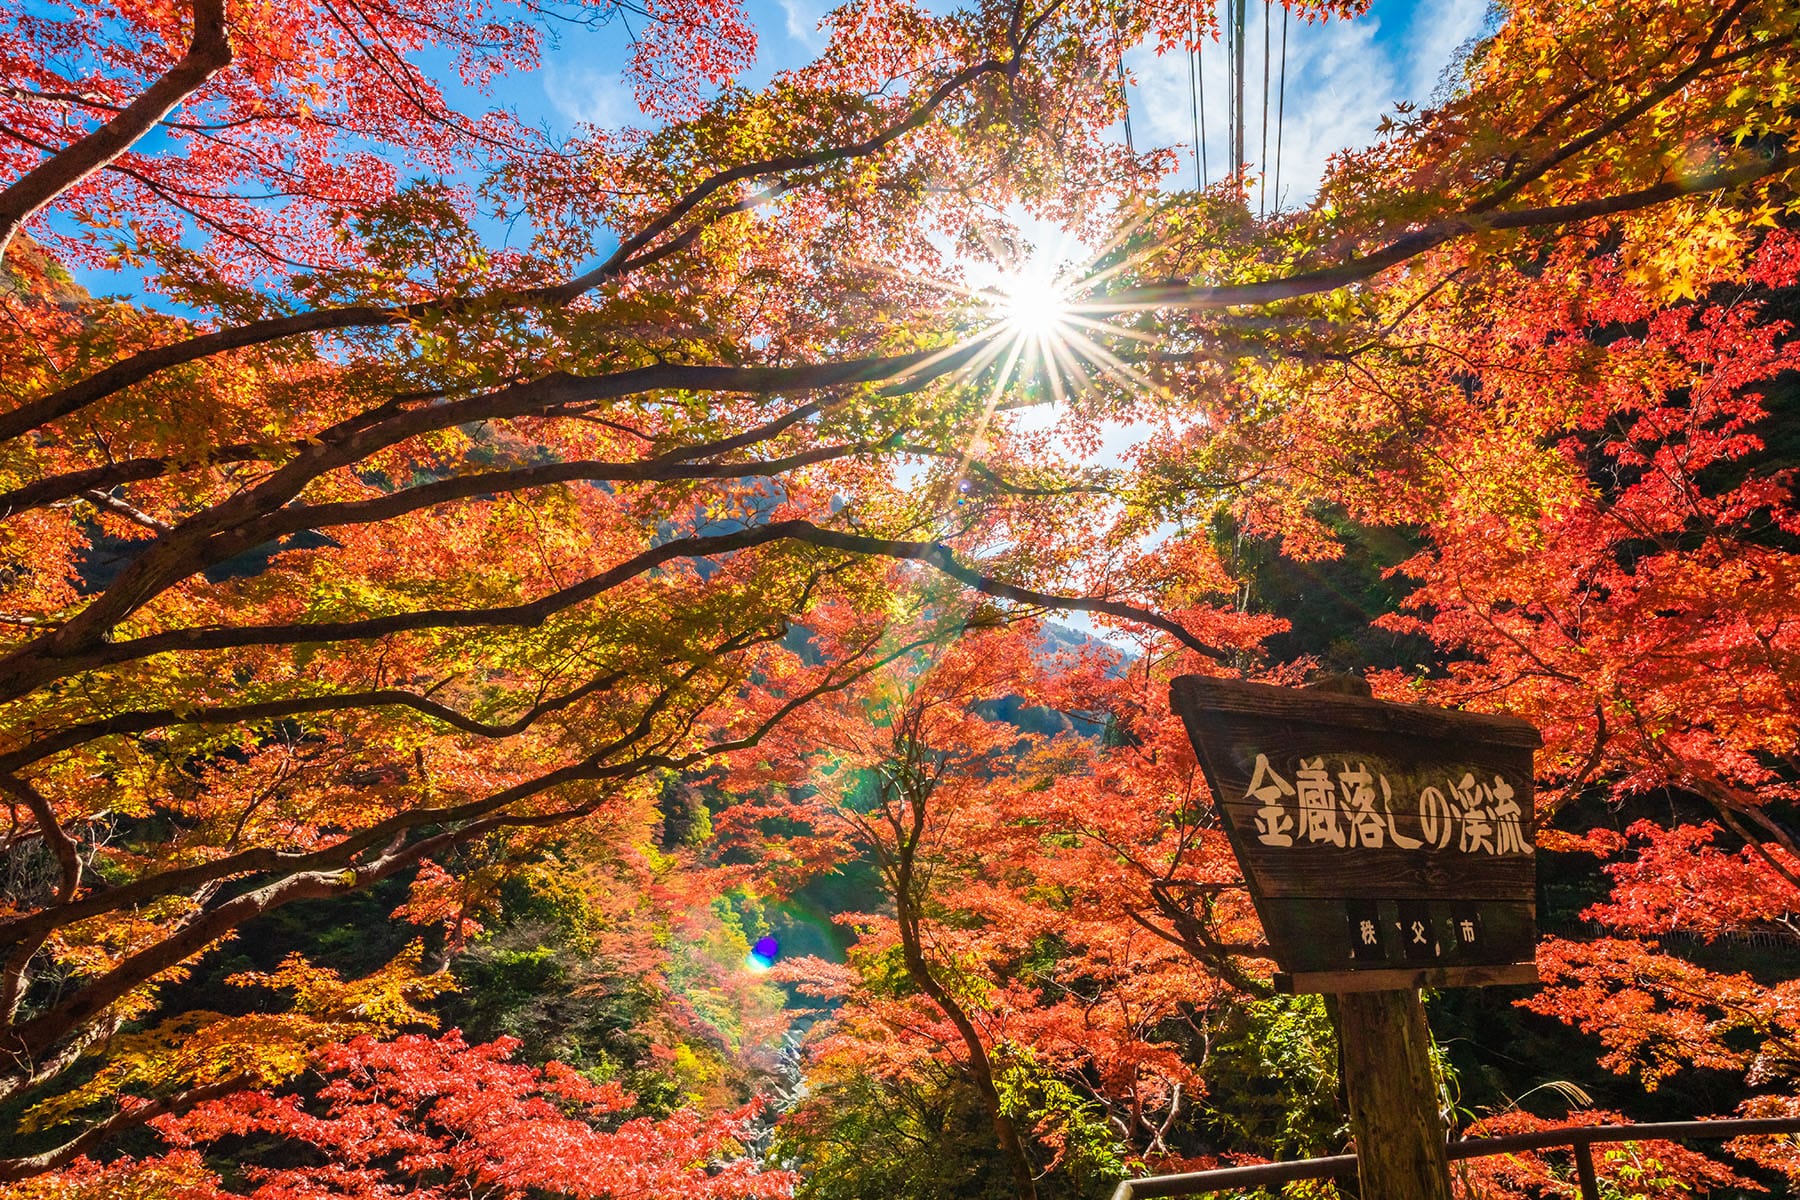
[1169,675,1542,1200]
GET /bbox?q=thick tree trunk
[1335,989,1453,1200]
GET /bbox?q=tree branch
[0,1074,250,1183]
[5,518,1222,697]
[0,44,1029,445]
[0,0,231,260]
[1470,0,1762,213]
[0,624,951,1095]
[222,442,874,547]
[0,447,268,518]
[0,670,630,772]
[4,341,988,672]
[0,774,79,903]
[1097,148,1794,313]
[0,621,783,954]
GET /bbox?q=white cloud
[1402,0,1493,98]
[1124,0,1495,208]
[539,59,642,130]
[778,0,832,51]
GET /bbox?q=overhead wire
[1258,0,1271,215]
[1239,0,1250,178]
[1117,21,1135,156]
[1227,0,1241,179]
[1188,3,1208,189]
[1272,0,1288,214]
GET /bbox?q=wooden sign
[1169,675,1542,994]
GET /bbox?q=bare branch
[79,489,171,533]
[0,448,269,518]
[0,774,79,903]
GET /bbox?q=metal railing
[1109,1116,1800,1200]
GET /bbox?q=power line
[1231,0,1246,179]
[1272,1,1289,214]
[1116,22,1135,156]
[1188,4,1207,189]
[1259,0,1271,216]
[1224,0,1234,180]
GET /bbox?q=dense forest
[0,0,1798,1196]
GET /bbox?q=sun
[890,220,1169,451]
[999,274,1071,340]
[975,248,1156,404]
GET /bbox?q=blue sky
[523,0,1496,205]
[455,0,1500,651]
[1127,0,1496,205]
[49,0,1493,298]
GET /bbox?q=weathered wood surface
[1279,962,1538,995]
[1337,989,1454,1200]
[1210,813,1533,898]
[1169,674,1542,988]
[1171,675,1541,746]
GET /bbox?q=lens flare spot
[746,934,780,972]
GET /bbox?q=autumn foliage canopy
[0,0,1798,1195]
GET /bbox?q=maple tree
[0,0,1799,1191]
[0,0,759,273]
[7,1029,790,1200]
[1102,0,1800,1189]
[723,618,1235,1199]
[1318,0,1799,1153]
